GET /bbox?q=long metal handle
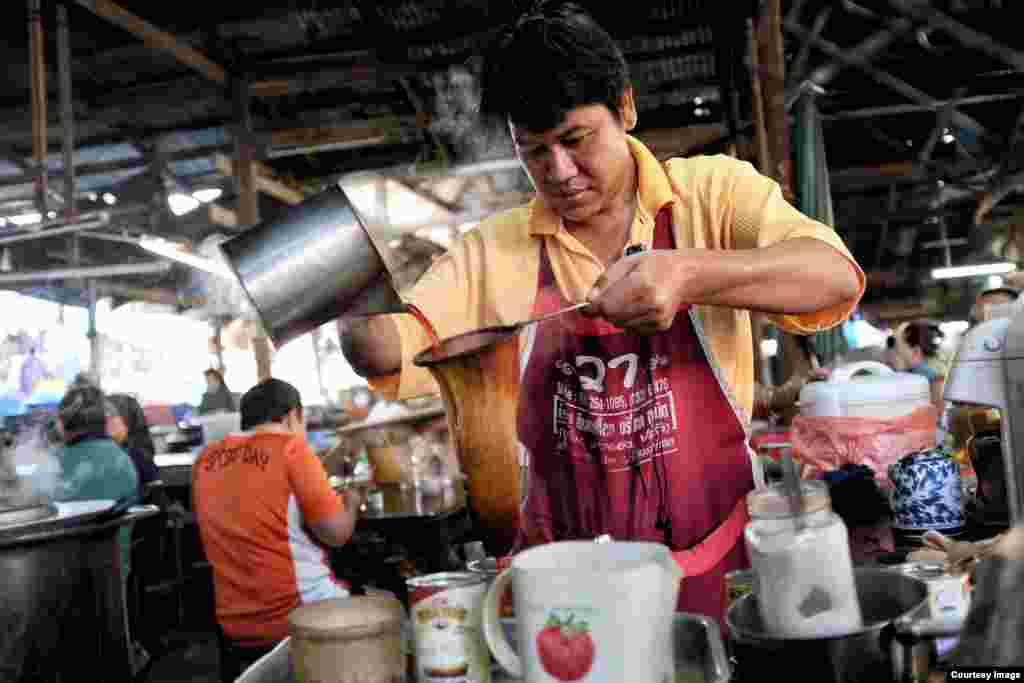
[517,302,589,328]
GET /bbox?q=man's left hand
[585,250,704,334]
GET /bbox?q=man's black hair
[58,384,109,436]
[240,378,302,431]
[479,1,629,132]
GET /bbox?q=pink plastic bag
[790,406,938,486]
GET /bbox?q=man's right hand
[338,316,403,378]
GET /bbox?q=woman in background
[198,369,236,415]
[107,393,160,497]
[894,320,947,408]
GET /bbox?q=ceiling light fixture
[138,236,235,279]
[931,262,1017,280]
[102,192,117,205]
[167,192,201,216]
[192,188,223,203]
[8,212,42,227]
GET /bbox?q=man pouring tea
[340,2,863,624]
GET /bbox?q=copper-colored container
[288,595,405,683]
[414,326,522,555]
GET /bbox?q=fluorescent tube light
[931,262,1017,280]
[192,188,223,203]
[138,236,235,279]
[8,212,42,227]
[168,192,201,216]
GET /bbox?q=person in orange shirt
[340,2,863,626]
[192,378,357,681]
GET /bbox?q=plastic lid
[288,595,403,641]
[747,480,831,519]
[799,369,929,405]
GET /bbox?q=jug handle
[830,361,895,383]
[482,568,522,678]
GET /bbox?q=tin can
[724,569,756,611]
[900,562,971,621]
[407,572,490,683]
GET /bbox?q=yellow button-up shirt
[370,136,865,420]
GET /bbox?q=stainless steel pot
[219,184,407,350]
[726,568,936,683]
[0,500,158,683]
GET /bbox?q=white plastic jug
[798,361,931,419]
[481,540,682,683]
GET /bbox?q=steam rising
[429,66,515,167]
[0,423,62,510]
[193,234,260,324]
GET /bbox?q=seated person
[893,320,946,408]
[55,384,140,579]
[970,285,1019,327]
[107,393,166,504]
[192,378,358,681]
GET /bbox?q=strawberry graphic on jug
[536,612,595,682]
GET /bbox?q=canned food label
[410,577,490,683]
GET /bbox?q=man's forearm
[338,316,403,378]
[693,238,861,314]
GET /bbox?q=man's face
[510,91,636,225]
[972,292,1016,325]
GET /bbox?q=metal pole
[88,280,100,387]
[57,4,76,220]
[0,217,111,245]
[28,0,48,215]
[889,0,1024,72]
[0,261,172,284]
[783,20,992,143]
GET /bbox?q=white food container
[798,361,931,419]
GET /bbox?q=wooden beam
[215,154,305,206]
[634,124,731,158]
[269,124,387,149]
[72,0,228,85]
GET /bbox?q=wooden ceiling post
[231,75,272,383]
[71,0,228,85]
[756,0,810,385]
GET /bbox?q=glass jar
[744,481,863,638]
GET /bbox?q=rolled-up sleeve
[713,157,865,334]
[368,235,480,400]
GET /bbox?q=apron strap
[672,497,748,577]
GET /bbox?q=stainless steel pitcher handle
[893,601,964,639]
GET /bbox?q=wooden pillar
[233,75,273,382]
[753,0,808,381]
[210,319,225,374]
[233,76,260,229]
[311,327,329,406]
[756,0,795,202]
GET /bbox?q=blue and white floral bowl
[888,448,963,531]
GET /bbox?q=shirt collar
[527,135,676,237]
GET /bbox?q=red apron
[515,207,755,625]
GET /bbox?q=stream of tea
[406,303,441,350]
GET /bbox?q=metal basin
[727,568,928,683]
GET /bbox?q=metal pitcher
[219,184,407,350]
